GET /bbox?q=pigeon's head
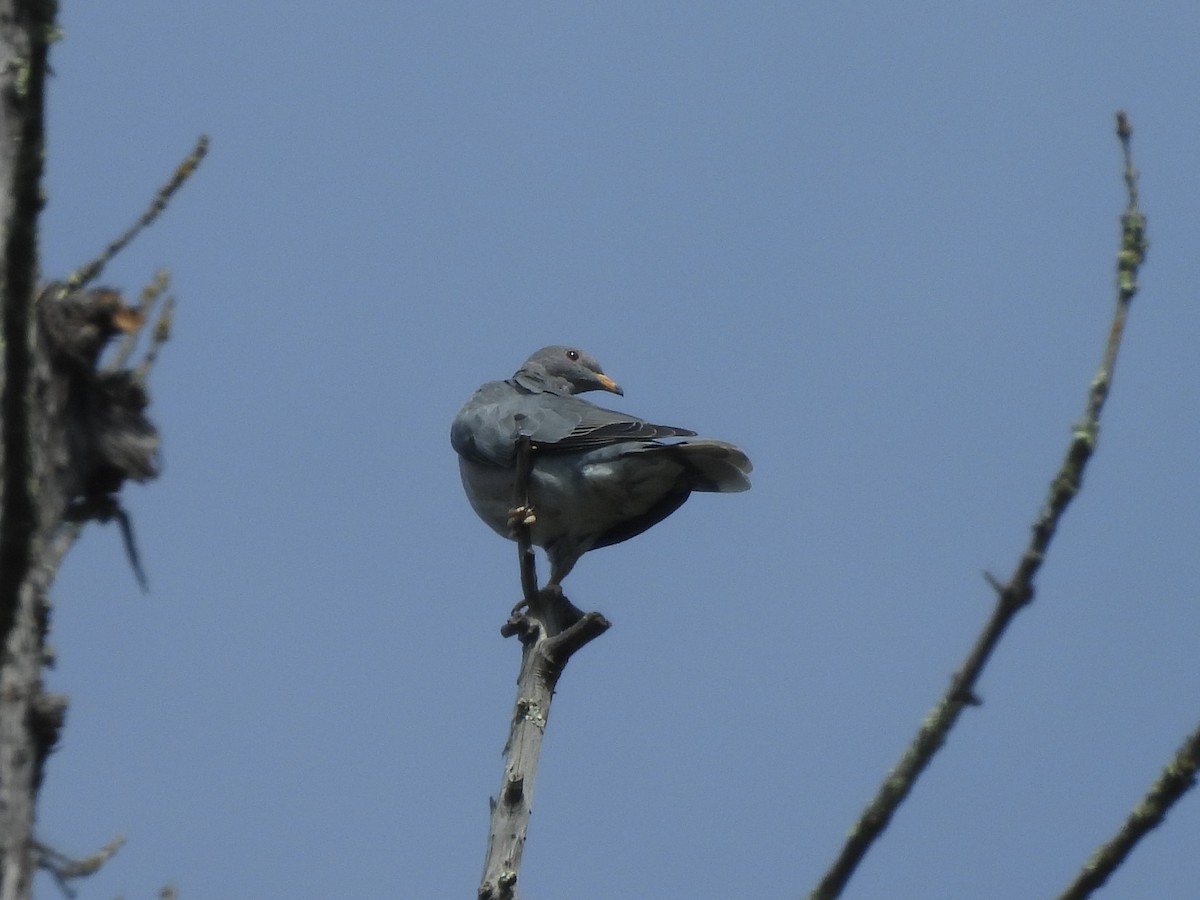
[513,345,624,397]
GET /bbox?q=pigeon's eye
[565,349,580,361]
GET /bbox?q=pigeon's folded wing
[451,381,694,466]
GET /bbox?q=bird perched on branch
[451,345,752,589]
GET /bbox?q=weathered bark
[0,2,56,897]
[0,277,159,898]
[0,7,182,895]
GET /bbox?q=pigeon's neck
[512,363,573,396]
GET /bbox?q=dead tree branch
[0,1,58,894]
[478,437,610,900]
[63,136,208,294]
[809,111,1149,900]
[0,13,203,892]
[33,834,123,899]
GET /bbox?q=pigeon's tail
[674,440,752,492]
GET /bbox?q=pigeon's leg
[545,548,582,594]
[507,435,542,616]
[507,435,538,535]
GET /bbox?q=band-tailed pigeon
[451,346,752,588]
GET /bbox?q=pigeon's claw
[506,505,537,533]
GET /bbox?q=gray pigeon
[451,345,752,588]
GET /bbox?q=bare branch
[1,11,198,900]
[1057,720,1200,899]
[64,135,208,293]
[809,111,1149,900]
[33,835,124,899]
[108,269,169,372]
[1051,119,1193,900]
[0,1,56,894]
[479,438,609,900]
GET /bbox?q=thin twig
[111,502,148,592]
[1058,720,1200,899]
[1053,125,1180,899]
[809,111,1149,900]
[108,269,169,371]
[33,835,124,899]
[64,135,208,293]
[132,294,174,386]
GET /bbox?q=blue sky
[32,4,1200,898]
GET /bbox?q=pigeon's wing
[535,396,695,454]
[451,380,695,466]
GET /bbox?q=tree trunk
[0,1,56,897]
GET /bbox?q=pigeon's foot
[506,505,537,533]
